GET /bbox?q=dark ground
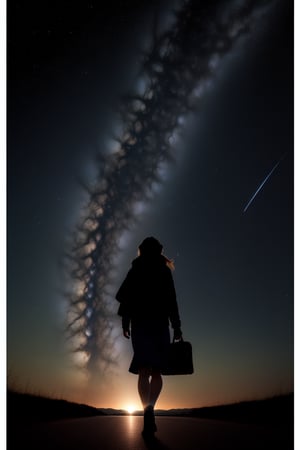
[7,414,293,450]
[7,390,294,450]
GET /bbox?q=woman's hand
[122,317,130,338]
[123,329,131,339]
[173,327,183,341]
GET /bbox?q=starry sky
[7,0,294,410]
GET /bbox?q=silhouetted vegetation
[8,389,293,429]
[159,393,294,426]
[7,390,104,423]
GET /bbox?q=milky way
[64,0,276,374]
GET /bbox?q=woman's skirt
[129,321,170,374]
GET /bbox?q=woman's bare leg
[149,371,162,407]
[138,367,151,408]
[138,368,163,409]
[140,370,162,435]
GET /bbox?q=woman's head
[138,236,174,270]
[138,236,163,257]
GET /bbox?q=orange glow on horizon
[125,404,138,414]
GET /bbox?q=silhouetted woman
[116,236,182,436]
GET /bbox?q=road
[9,415,292,450]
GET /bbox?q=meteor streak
[243,153,287,213]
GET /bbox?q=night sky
[7,0,293,410]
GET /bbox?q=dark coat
[116,254,181,330]
[116,254,181,374]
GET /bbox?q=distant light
[86,308,93,318]
[85,328,92,337]
[126,405,136,415]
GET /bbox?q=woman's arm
[116,269,134,338]
[166,269,182,339]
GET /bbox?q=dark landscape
[7,390,104,423]
[7,390,294,450]
[7,389,294,425]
